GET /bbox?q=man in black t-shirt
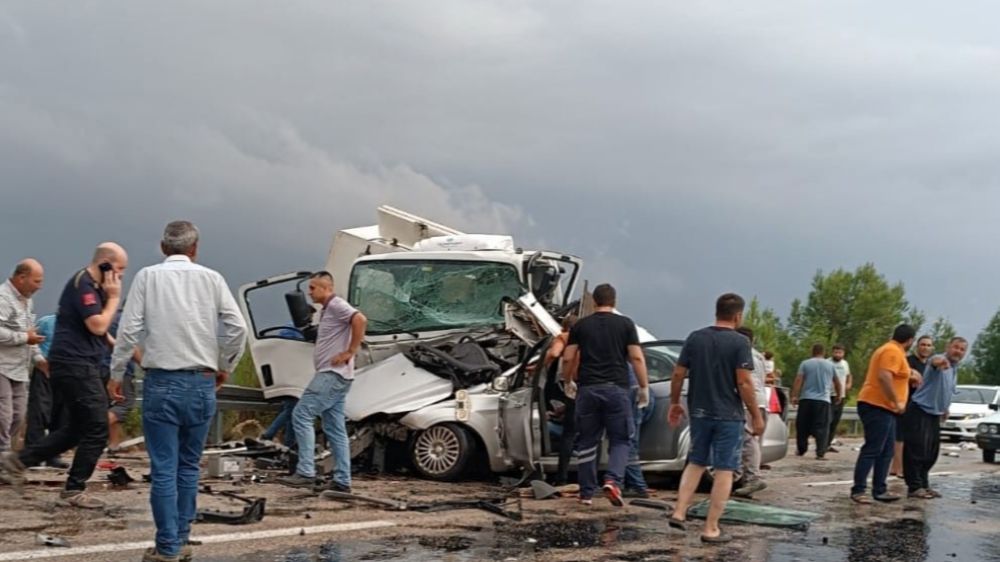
[667,293,764,544]
[562,284,649,507]
[891,335,933,477]
[0,243,127,509]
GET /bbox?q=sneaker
[277,473,319,489]
[0,451,26,488]
[622,488,650,499]
[142,547,180,562]
[926,489,942,498]
[907,488,934,499]
[827,447,839,454]
[873,492,902,503]
[327,481,352,494]
[180,544,193,562]
[60,490,106,509]
[578,497,593,506]
[732,480,767,498]
[602,481,624,507]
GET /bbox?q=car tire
[410,423,476,481]
[984,449,996,464]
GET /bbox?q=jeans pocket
[190,384,217,425]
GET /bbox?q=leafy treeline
[744,263,997,392]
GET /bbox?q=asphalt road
[1,438,998,562]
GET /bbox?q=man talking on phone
[0,243,128,510]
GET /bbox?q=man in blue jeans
[668,293,764,544]
[278,271,367,494]
[562,283,649,507]
[110,221,247,562]
[623,364,653,498]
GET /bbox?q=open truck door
[237,272,317,400]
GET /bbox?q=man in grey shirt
[791,343,843,460]
[110,221,247,562]
[0,259,47,453]
[279,271,367,494]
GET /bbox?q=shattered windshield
[349,260,525,335]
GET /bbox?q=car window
[643,342,682,384]
[954,387,991,404]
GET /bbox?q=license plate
[943,422,957,428]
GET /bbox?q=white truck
[238,206,585,479]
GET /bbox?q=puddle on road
[200,517,654,561]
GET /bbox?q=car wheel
[984,449,996,464]
[411,424,476,481]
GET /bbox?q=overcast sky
[2,1,998,342]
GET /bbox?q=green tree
[928,317,958,353]
[972,309,1000,386]
[783,263,920,393]
[744,297,798,385]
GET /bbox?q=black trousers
[19,361,109,492]
[827,398,845,449]
[796,399,831,457]
[24,368,67,452]
[902,402,941,492]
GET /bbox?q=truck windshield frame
[348,259,525,336]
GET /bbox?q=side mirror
[492,376,510,392]
[989,403,998,411]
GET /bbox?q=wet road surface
[3,439,999,562]
[198,472,1000,562]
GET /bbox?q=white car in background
[941,385,1000,442]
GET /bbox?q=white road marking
[805,471,958,487]
[0,520,397,561]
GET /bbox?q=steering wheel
[258,326,306,338]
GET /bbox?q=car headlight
[991,425,999,435]
[966,413,986,420]
[979,424,989,434]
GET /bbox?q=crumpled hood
[345,353,454,421]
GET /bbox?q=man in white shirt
[0,259,47,452]
[827,344,852,453]
[110,221,247,562]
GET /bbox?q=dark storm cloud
[1,1,998,339]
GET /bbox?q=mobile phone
[99,262,112,282]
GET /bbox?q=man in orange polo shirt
[850,324,920,503]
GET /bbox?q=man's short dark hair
[811,343,825,356]
[917,335,934,345]
[832,344,845,352]
[715,293,745,321]
[309,271,334,283]
[736,326,754,342]
[593,284,616,307]
[892,324,916,344]
[764,351,774,360]
[949,336,968,346]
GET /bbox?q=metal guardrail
[786,406,859,422]
[786,406,862,435]
[134,381,282,442]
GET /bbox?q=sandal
[873,493,901,503]
[701,532,733,544]
[667,516,688,531]
[850,494,872,505]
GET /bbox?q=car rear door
[638,340,686,462]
